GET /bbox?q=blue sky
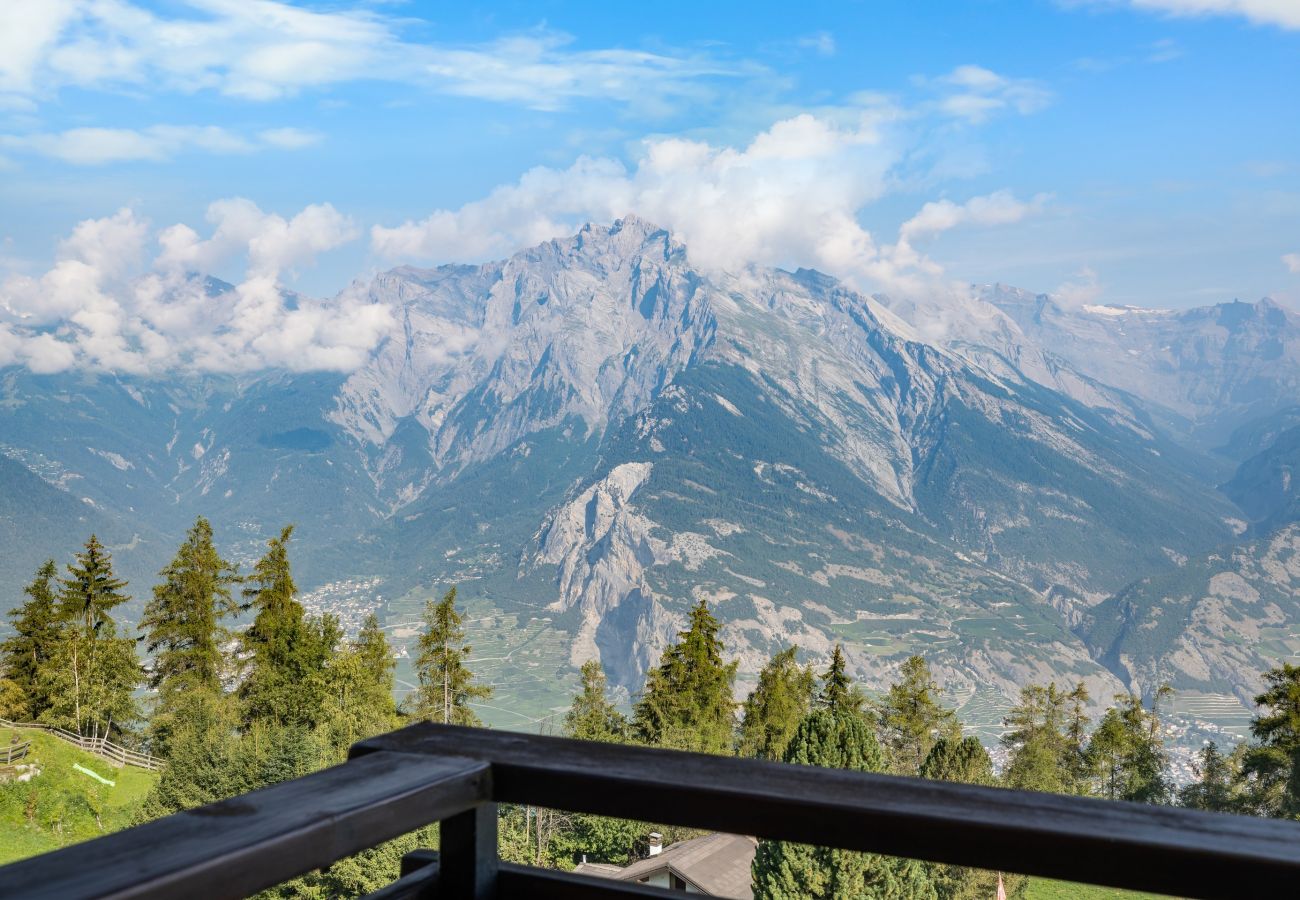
[0,0,1298,372]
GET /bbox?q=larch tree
[632,599,737,754]
[0,560,61,719]
[1087,690,1172,804]
[879,655,959,775]
[1178,741,1243,813]
[738,646,815,760]
[412,586,490,726]
[43,535,139,740]
[323,612,400,755]
[1001,682,1070,793]
[140,516,240,753]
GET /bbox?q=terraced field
[1167,691,1253,741]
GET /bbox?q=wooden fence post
[438,803,498,900]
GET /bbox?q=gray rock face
[0,218,1289,718]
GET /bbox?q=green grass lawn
[0,727,157,864]
[1026,878,1173,899]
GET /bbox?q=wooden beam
[354,723,1300,900]
[439,804,498,899]
[0,750,489,900]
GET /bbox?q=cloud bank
[0,202,390,374]
[0,0,747,113]
[1067,0,1300,29]
[372,109,1048,294]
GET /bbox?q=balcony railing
[2,722,1298,898]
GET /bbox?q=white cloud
[0,1,747,112]
[1284,252,1300,274]
[0,125,253,165]
[372,110,1045,295]
[0,124,325,165]
[928,65,1052,123]
[0,202,385,374]
[258,127,322,149]
[1068,0,1300,29]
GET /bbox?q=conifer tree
[565,660,628,742]
[919,737,1026,899]
[323,612,399,755]
[412,586,490,725]
[1086,691,1172,804]
[0,560,61,719]
[1242,662,1300,817]
[880,655,959,774]
[816,643,864,714]
[632,599,737,753]
[753,672,936,899]
[739,646,815,759]
[42,536,139,739]
[239,526,333,728]
[1001,683,1070,793]
[1178,741,1242,813]
[140,517,240,753]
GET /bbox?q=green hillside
[1026,878,1169,899]
[0,727,157,864]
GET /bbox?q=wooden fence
[3,721,1300,899]
[0,739,31,766]
[0,717,162,771]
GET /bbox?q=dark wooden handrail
[2,721,1299,898]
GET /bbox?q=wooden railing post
[438,803,498,900]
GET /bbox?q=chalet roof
[614,832,757,899]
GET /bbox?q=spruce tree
[739,646,815,759]
[0,560,61,719]
[140,517,240,753]
[42,536,139,739]
[632,599,737,753]
[565,660,628,742]
[412,586,490,725]
[879,655,959,774]
[817,643,864,714]
[753,705,936,899]
[239,526,333,729]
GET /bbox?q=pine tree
[239,526,333,729]
[752,706,936,899]
[879,655,959,774]
[632,600,737,754]
[42,536,139,739]
[565,660,628,742]
[412,586,490,726]
[140,517,240,753]
[0,561,61,719]
[739,646,815,760]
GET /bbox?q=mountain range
[1,216,1296,732]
